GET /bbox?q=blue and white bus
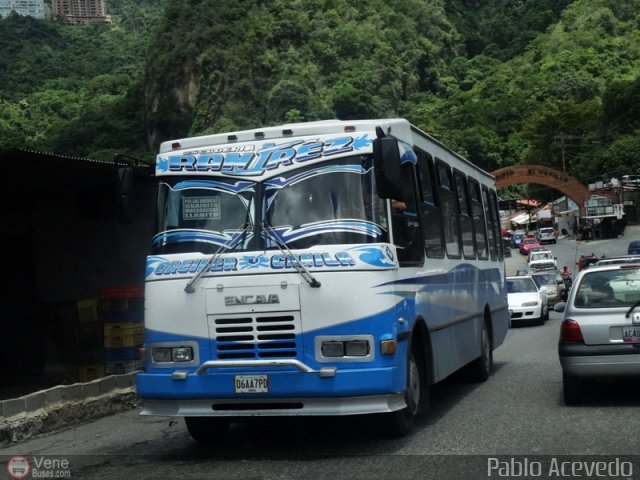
[136,118,510,440]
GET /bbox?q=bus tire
[184,417,230,443]
[381,347,428,437]
[466,319,493,382]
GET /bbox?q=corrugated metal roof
[0,148,152,198]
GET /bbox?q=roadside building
[0,149,153,398]
[0,0,45,18]
[51,0,111,24]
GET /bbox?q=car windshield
[532,275,555,287]
[574,268,640,308]
[507,277,538,293]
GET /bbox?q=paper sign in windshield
[183,196,221,220]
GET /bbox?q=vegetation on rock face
[0,0,165,161]
[1,0,639,185]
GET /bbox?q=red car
[519,236,541,255]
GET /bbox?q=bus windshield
[153,156,388,254]
[153,178,256,254]
[264,157,388,249]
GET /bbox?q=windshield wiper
[184,221,252,293]
[625,300,640,318]
[262,222,321,288]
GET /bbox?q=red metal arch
[492,165,588,215]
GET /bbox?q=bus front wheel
[381,348,428,437]
[185,416,230,443]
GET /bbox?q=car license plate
[622,326,640,343]
[234,375,269,393]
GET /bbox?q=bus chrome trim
[194,359,336,377]
[140,394,406,417]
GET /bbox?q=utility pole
[559,133,566,174]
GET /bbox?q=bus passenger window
[391,165,424,266]
[436,160,461,258]
[416,150,444,258]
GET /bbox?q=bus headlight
[151,345,195,363]
[321,341,344,357]
[172,347,193,362]
[344,340,369,356]
[316,335,374,362]
[321,340,370,357]
[152,348,172,363]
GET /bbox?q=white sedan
[506,275,549,326]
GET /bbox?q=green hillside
[1,0,639,185]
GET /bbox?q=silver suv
[554,264,640,404]
[537,227,556,245]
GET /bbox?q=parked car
[528,250,557,271]
[531,271,561,306]
[506,275,548,326]
[519,236,541,256]
[503,238,512,257]
[627,240,640,255]
[537,226,556,245]
[510,233,524,249]
[549,269,569,301]
[554,264,640,405]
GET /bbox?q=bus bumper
[139,393,406,417]
[136,364,405,416]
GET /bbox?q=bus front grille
[211,314,300,360]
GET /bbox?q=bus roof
[158,118,412,153]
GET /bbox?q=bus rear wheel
[184,417,230,443]
[465,320,493,382]
[381,348,428,437]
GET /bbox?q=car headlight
[522,301,539,307]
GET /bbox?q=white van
[537,227,556,245]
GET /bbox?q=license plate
[234,375,269,393]
[622,326,640,343]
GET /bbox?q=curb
[0,373,140,446]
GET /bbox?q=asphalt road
[2,229,639,479]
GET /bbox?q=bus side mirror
[116,166,134,224]
[373,130,403,199]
